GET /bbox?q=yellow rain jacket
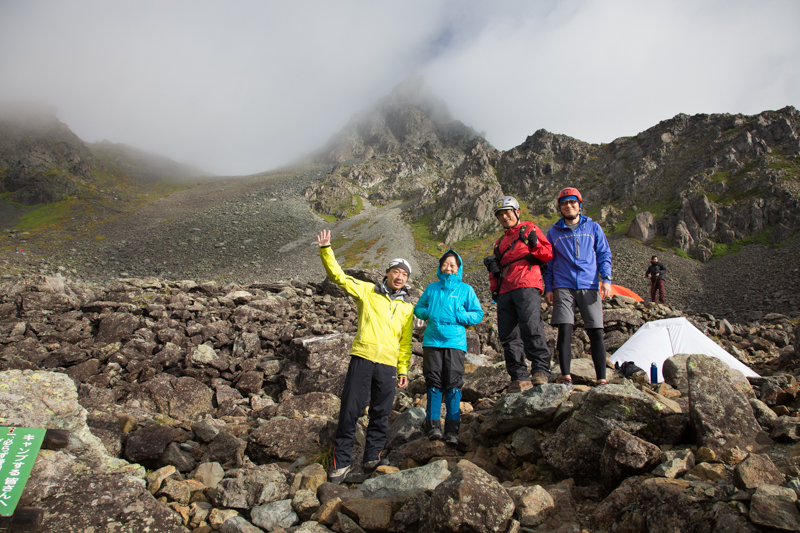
[320,245,413,376]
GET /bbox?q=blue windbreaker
[414,250,484,351]
[544,215,613,293]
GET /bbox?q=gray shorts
[551,288,604,329]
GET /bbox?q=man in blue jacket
[544,187,613,388]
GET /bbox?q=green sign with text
[0,427,46,517]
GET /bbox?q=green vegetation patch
[672,247,690,260]
[314,210,338,223]
[409,215,440,257]
[333,236,381,268]
[14,197,84,232]
[710,228,772,259]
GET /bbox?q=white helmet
[493,196,520,214]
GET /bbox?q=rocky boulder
[687,354,766,459]
[429,460,515,533]
[541,383,674,479]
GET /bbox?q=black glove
[519,225,538,247]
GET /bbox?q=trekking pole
[761,382,800,404]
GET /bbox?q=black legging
[556,324,607,380]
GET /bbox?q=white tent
[609,317,760,381]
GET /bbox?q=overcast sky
[1,0,798,176]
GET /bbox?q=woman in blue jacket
[414,250,483,445]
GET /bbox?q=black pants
[422,346,465,390]
[333,356,396,469]
[556,324,607,380]
[496,287,551,381]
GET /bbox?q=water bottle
[650,363,658,384]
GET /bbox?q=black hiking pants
[496,287,551,381]
[333,355,396,469]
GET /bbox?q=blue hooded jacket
[544,215,612,292]
[414,250,484,351]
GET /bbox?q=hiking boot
[428,426,443,441]
[508,380,533,393]
[557,376,573,391]
[531,372,549,386]
[445,432,459,446]
[328,464,352,484]
[362,458,390,473]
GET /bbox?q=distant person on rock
[544,187,613,388]
[645,255,666,304]
[414,250,483,445]
[316,229,413,484]
[485,196,553,392]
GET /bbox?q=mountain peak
[313,73,478,163]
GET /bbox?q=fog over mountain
[0,0,798,175]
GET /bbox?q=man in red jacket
[486,196,553,392]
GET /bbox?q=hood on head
[437,249,463,284]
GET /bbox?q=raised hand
[317,229,331,247]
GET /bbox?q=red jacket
[489,221,553,295]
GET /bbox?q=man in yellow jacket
[317,229,413,483]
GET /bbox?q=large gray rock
[627,211,657,242]
[208,465,291,509]
[635,478,710,533]
[124,424,177,466]
[600,429,665,489]
[247,417,329,463]
[733,454,785,489]
[389,492,431,533]
[541,383,672,479]
[96,312,141,344]
[662,353,691,394]
[749,485,800,531]
[687,354,765,459]
[429,460,515,533]
[142,374,214,420]
[386,406,425,450]
[0,370,185,532]
[219,516,263,533]
[507,485,553,527]
[270,392,341,419]
[289,333,354,378]
[250,499,299,531]
[652,449,695,479]
[360,459,451,500]
[462,365,511,403]
[479,383,570,436]
[771,416,800,442]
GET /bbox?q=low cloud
[0,0,797,175]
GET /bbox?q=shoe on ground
[531,372,549,386]
[328,464,352,484]
[557,376,573,391]
[508,380,533,393]
[362,458,390,473]
[445,432,459,446]
[428,427,443,441]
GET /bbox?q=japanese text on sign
[0,427,46,517]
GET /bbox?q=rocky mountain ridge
[305,78,799,263]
